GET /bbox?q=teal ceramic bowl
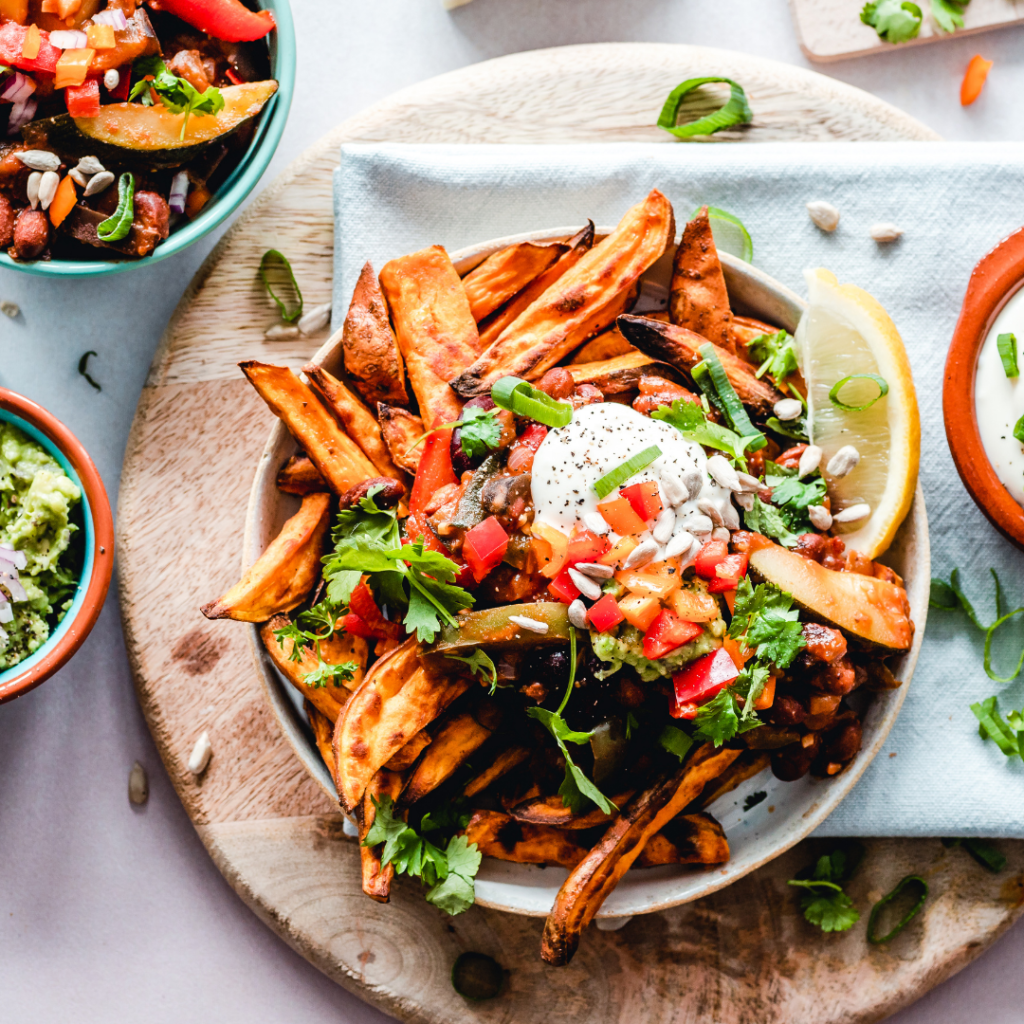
[0,0,295,278]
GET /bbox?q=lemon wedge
[796,268,920,560]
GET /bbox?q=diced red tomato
[642,609,703,660]
[564,527,610,570]
[694,540,730,580]
[588,593,625,633]
[341,612,375,639]
[547,567,580,605]
[0,21,60,74]
[620,480,663,523]
[506,422,548,473]
[349,582,403,640]
[463,516,509,583]
[597,496,647,536]
[148,0,276,41]
[65,79,100,118]
[409,430,457,514]
[670,648,739,718]
[707,552,749,594]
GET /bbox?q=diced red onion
[0,624,7,646]
[93,8,128,29]
[0,545,26,571]
[169,170,189,214]
[1,72,36,104]
[0,560,27,603]
[49,29,89,49]
[7,97,38,137]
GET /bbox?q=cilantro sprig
[651,397,759,466]
[931,0,969,33]
[742,495,802,548]
[272,603,357,689]
[860,0,923,43]
[129,56,225,140]
[446,649,498,693]
[410,405,503,459]
[788,846,863,933]
[749,330,799,382]
[764,464,827,535]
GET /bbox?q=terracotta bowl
[245,231,929,918]
[0,389,114,703]
[944,227,1024,548]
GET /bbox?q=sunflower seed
[660,470,688,507]
[575,561,614,580]
[298,301,331,335]
[734,491,755,511]
[721,501,741,530]
[83,170,115,197]
[128,761,149,805]
[37,171,59,211]
[663,530,696,560]
[568,567,602,600]
[707,454,741,491]
[712,526,731,543]
[773,398,803,422]
[0,301,18,319]
[832,503,870,524]
[26,171,41,209]
[567,599,589,630]
[798,445,823,478]
[265,324,300,340]
[676,512,713,536]
[76,155,105,175]
[17,149,60,172]
[807,200,840,232]
[509,615,549,634]
[826,445,860,478]
[808,505,833,530]
[69,167,90,188]
[870,222,903,243]
[697,499,724,527]
[582,511,610,535]
[103,68,120,91]
[623,538,658,570]
[652,508,676,544]
[188,732,212,776]
[734,471,761,493]
[681,468,703,502]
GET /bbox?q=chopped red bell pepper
[564,526,610,570]
[0,22,60,75]
[403,511,448,555]
[620,480,663,523]
[694,539,730,580]
[148,0,275,41]
[342,612,375,640]
[349,581,403,640]
[642,609,703,660]
[588,593,625,633]
[548,567,581,605]
[107,65,131,101]
[707,551,748,594]
[409,430,457,515]
[65,79,100,118]
[463,516,509,583]
[670,647,739,718]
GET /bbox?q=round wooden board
[117,42,1020,1024]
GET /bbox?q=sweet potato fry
[378,246,481,429]
[570,325,634,364]
[359,768,405,903]
[260,614,367,723]
[462,241,565,323]
[698,751,771,808]
[451,190,674,396]
[540,744,741,966]
[303,363,406,481]
[567,352,681,395]
[478,223,595,348]
[636,813,730,867]
[731,314,782,350]
[341,261,408,406]
[240,361,377,494]
[305,701,338,779]
[670,206,735,352]
[463,746,530,798]
[377,403,424,474]
[464,810,587,869]
[334,637,471,811]
[276,454,327,495]
[510,791,635,830]
[201,493,331,622]
[402,703,501,806]
[616,315,784,416]
[384,728,431,771]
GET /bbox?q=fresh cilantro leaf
[658,724,694,762]
[733,662,771,720]
[625,711,640,740]
[652,398,758,466]
[273,619,309,662]
[364,796,415,858]
[769,474,827,532]
[788,847,862,932]
[860,0,923,42]
[426,867,476,915]
[730,579,805,670]
[128,56,225,140]
[749,330,799,381]
[445,649,498,692]
[931,0,967,33]
[766,415,809,442]
[747,616,804,670]
[302,658,357,689]
[421,799,471,834]
[743,496,802,548]
[692,688,740,747]
[442,833,481,879]
[458,406,503,458]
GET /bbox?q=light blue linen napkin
[333,141,1024,838]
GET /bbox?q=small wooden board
[790,0,1024,63]
[118,43,1018,1024]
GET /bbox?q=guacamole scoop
[0,423,82,670]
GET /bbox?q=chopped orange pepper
[615,569,681,601]
[85,23,115,49]
[597,534,638,569]
[48,175,77,228]
[617,593,660,632]
[723,589,737,615]
[754,675,776,711]
[40,0,58,10]
[0,0,28,23]
[184,183,211,218]
[668,587,720,623]
[722,634,751,671]
[21,22,40,60]
[57,0,81,17]
[596,496,647,536]
[530,521,568,578]
[961,55,993,106]
[53,47,94,88]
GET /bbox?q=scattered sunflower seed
[187,731,213,776]
[707,454,741,491]
[568,567,602,601]
[675,512,714,536]
[697,499,725,527]
[83,170,115,197]
[623,538,658,570]
[663,530,696,560]
[711,526,731,543]
[76,155,105,176]
[734,471,761,492]
[832,503,871,524]
[567,599,589,630]
[16,149,60,172]
[37,171,59,211]
[652,507,676,544]
[297,301,331,335]
[798,444,823,478]
[265,323,300,340]
[808,504,833,530]
[128,761,149,805]
[734,491,755,511]
[103,68,119,91]
[69,167,90,188]
[806,200,840,232]
[720,501,741,530]
[681,468,704,502]
[0,300,19,319]
[508,615,549,634]
[574,561,614,580]
[26,171,41,210]
[870,223,903,243]
[773,398,803,422]
[826,445,860,478]
[582,511,610,536]
[660,470,688,507]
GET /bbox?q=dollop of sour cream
[530,402,731,536]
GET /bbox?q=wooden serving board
[118,43,1019,1024]
[790,0,1024,63]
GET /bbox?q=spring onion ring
[96,172,135,243]
[828,373,889,412]
[998,333,1019,378]
[698,344,767,451]
[260,249,304,323]
[694,205,754,262]
[867,875,928,944]
[593,445,663,499]
[657,77,753,139]
[490,376,573,428]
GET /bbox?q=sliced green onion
[490,376,573,428]
[260,249,304,323]
[828,373,889,412]
[657,77,753,139]
[698,343,767,451]
[998,333,1019,378]
[691,361,727,417]
[96,172,135,242]
[867,875,928,944]
[693,205,753,262]
[1013,414,1024,444]
[593,445,662,499]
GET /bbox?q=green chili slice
[828,373,889,412]
[259,249,304,323]
[490,376,573,428]
[867,875,928,944]
[593,445,663,499]
[1013,414,1024,444]
[96,172,135,242]
[698,343,767,451]
[998,333,1019,378]
[657,77,753,139]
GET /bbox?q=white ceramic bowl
[245,230,929,918]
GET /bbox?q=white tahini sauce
[976,287,1024,507]
[530,402,732,535]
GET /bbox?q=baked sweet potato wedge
[567,352,681,395]
[670,206,735,352]
[509,791,635,830]
[303,363,406,481]
[451,190,674,396]
[540,744,741,965]
[359,768,405,903]
[616,315,783,417]
[378,246,481,429]
[478,223,595,349]
[698,751,771,808]
[732,314,783,350]
[383,728,431,771]
[276,454,327,495]
[260,614,367,723]
[240,361,377,494]
[462,241,565,323]
[341,261,408,406]
[636,812,730,867]
[570,324,635,364]
[201,492,331,622]
[334,637,471,811]
[463,745,530,798]
[377,403,424,474]
[305,701,338,779]
[463,810,587,869]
